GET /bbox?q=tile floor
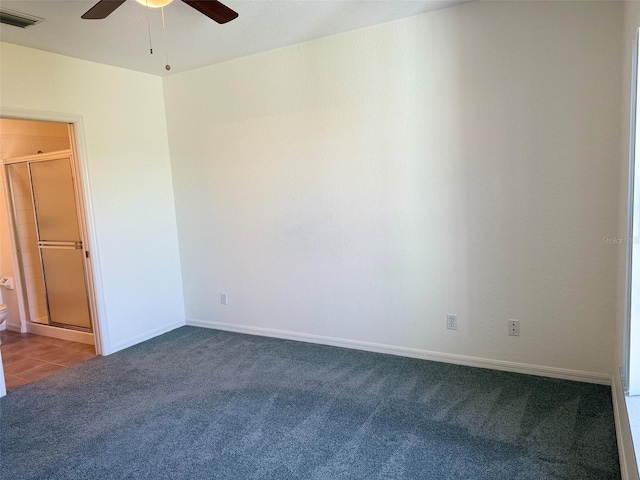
[0,330,96,391]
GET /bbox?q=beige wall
[164,1,622,379]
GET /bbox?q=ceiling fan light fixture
[83,0,237,23]
[135,0,173,8]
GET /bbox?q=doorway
[0,112,106,397]
[0,117,102,348]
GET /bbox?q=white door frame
[623,30,638,394]
[0,107,110,358]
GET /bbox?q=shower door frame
[5,149,94,333]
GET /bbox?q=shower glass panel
[6,163,48,324]
[29,157,91,330]
[39,249,91,329]
[30,159,81,242]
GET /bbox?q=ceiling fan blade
[182,0,238,24]
[81,0,127,19]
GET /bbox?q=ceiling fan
[81,0,238,24]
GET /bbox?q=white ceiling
[0,0,468,76]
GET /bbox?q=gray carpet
[0,326,620,479]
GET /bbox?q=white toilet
[0,306,7,345]
[0,279,11,346]
[0,298,7,346]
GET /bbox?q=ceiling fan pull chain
[146,0,153,54]
[162,7,171,71]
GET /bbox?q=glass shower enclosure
[5,150,92,331]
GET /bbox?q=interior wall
[0,119,70,331]
[164,1,622,378]
[0,43,185,353]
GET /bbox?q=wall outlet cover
[509,319,520,336]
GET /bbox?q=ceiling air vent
[0,9,44,29]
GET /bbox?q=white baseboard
[109,321,185,354]
[185,318,611,385]
[6,321,24,333]
[612,371,639,480]
[26,322,94,345]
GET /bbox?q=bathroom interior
[0,118,97,391]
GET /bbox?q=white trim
[25,322,94,345]
[0,108,84,125]
[625,28,640,396]
[613,370,639,480]
[6,320,22,332]
[67,124,108,355]
[109,321,184,354]
[186,318,611,385]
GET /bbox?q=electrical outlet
[447,314,457,331]
[220,293,228,305]
[508,319,520,336]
